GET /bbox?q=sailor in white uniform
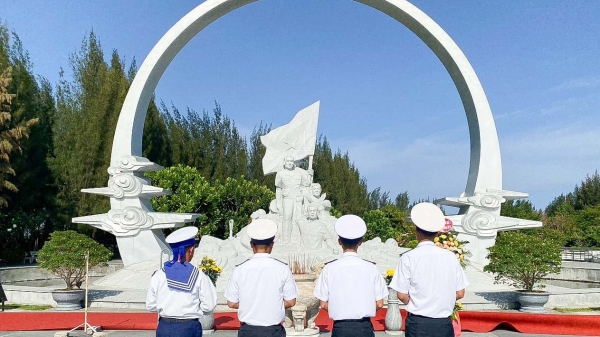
[146,226,217,337]
[389,203,469,337]
[224,219,298,337]
[313,215,389,337]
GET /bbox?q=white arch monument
[74,0,541,267]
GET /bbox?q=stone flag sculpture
[261,101,320,175]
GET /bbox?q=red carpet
[1,310,600,335]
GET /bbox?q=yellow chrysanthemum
[386,269,394,277]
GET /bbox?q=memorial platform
[1,309,600,336]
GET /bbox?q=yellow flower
[448,237,454,242]
[434,237,439,243]
[440,235,447,239]
[386,269,394,277]
[459,255,465,261]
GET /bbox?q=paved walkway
[0,331,592,337]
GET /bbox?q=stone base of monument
[285,327,320,336]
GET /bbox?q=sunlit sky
[2,0,599,211]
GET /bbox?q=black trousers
[156,318,202,337]
[238,322,285,337]
[405,313,453,337]
[332,318,374,337]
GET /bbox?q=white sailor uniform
[390,203,470,337]
[314,214,388,337]
[224,253,298,337]
[145,226,217,337]
[146,268,217,327]
[314,253,388,337]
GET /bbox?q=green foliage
[246,122,273,186]
[148,165,214,215]
[3,304,52,311]
[574,171,600,210]
[148,165,274,238]
[37,230,112,290]
[50,33,127,224]
[501,200,542,221]
[484,231,562,292]
[362,204,414,244]
[210,176,274,238]
[161,102,249,184]
[0,65,38,208]
[380,204,414,246]
[312,137,369,215]
[367,187,392,210]
[363,209,399,242]
[574,205,600,247]
[394,191,410,212]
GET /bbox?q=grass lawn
[2,303,53,310]
[554,307,600,313]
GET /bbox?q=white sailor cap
[410,202,445,232]
[246,218,277,241]
[335,214,367,240]
[165,226,198,261]
[166,226,198,244]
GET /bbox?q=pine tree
[51,33,132,226]
[0,66,38,207]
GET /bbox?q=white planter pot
[51,289,85,311]
[516,291,549,313]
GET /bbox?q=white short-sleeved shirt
[389,241,469,318]
[224,253,298,326]
[313,252,389,320]
[146,268,217,319]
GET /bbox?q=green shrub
[363,209,399,242]
[484,231,562,292]
[37,231,112,290]
[147,165,274,238]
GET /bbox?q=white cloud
[328,117,600,211]
[550,77,600,91]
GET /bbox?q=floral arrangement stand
[199,256,223,334]
[384,269,403,335]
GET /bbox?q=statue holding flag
[261,101,320,243]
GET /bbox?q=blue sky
[2,0,599,211]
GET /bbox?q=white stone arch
[112,0,501,195]
[76,0,541,267]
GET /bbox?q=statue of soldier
[304,183,332,218]
[275,156,313,243]
[297,205,339,254]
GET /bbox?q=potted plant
[198,256,222,332]
[37,231,112,310]
[484,231,562,312]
